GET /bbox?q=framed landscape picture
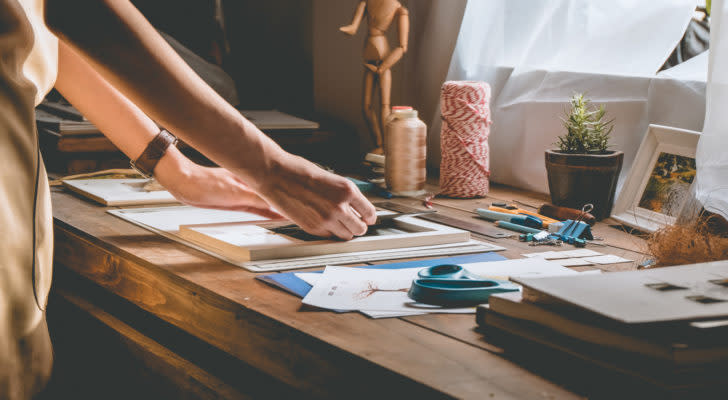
[611,124,700,232]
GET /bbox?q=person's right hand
[254,153,377,240]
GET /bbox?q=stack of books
[36,100,127,174]
[477,261,728,392]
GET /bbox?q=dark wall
[132,0,221,63]
[223,0,313,115]
[132,0,314,116]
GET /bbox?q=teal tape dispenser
[408,264,520,307]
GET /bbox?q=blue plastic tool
[346,177,393,199]
[550,204,595,247]
[556,219,593,241]
[476,209,543,229]
[408,264,520,307]
[495,221,542,234]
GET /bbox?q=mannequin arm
[396,5,409,52]
[377,6,409,73]
[46,0,376,239]
[340,1,366,36]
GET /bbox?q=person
[0,0,377,398]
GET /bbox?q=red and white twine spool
[439,81,492,198]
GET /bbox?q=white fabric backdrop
[438,0,701,194]
[696,0,728,219]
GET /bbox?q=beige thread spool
[384,108,427,196]
[385,106,413,126]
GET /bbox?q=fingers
[329,179,376,239]
[336,207,368,239]
[349,191,377,225]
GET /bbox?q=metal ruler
[374,201,513,239]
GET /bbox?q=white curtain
[696,0,728,219]
[439,0,699,194]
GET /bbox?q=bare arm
[46,0,376,239]
[54,41,281,217]
[340,1,366,36]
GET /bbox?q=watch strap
[130,129,177,178]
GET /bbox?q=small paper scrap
[582,255,632,264]
[522,249,603,259]
[549,258,594,267]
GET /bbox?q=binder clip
[554,204,594,247]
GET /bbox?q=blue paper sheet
[256,252,507,298]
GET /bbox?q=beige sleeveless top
[0,2,57,396]
[20,0,58,105]
[0,0,56,340]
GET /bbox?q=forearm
[46,0,284,191]
[56,40,157,159]
[55,40,190,182]
[396,6,409,52]
[340,1,366,34]
[379,47,405,73]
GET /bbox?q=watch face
[129,160,152,179]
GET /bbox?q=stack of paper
[301,259,586,318]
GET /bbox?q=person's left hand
[154,149,283,219]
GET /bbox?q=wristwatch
[130,129,178,178]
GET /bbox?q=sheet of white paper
[461,258,580,279]
[295,272,321,286]
[302,259,579,313]
[297,273,442,318]
[302,266,467,313]
[582,255,632,264]
[522,249,603,259]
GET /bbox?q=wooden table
[48,184,648,399]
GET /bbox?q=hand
[364,63,378,73]
[254,153,377,240]
[339,25,357,35]
[154,150,282,219]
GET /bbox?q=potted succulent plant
[545,94,623,220]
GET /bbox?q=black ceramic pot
[545,150,624,220]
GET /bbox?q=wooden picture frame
[611,124,700,232]
[178,215,471,262]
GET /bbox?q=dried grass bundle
[646,214,728,268]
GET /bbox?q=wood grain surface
[51,183,649,399]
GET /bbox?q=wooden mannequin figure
[340,0,409,154]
